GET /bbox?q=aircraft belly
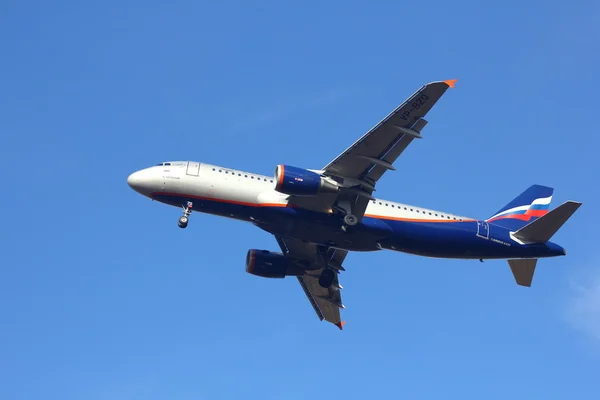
[381,220,507,258]
[256,210,393,252]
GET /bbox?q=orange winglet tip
[444,79,457,88]
[335,321,346,330]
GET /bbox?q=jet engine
[274,165,338,196]
[245,249,304,278]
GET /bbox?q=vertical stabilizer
[486,185,553,231]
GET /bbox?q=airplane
[127,79,582,330]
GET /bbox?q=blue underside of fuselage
[152,193,565,260]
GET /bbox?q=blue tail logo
[486,185,553,231]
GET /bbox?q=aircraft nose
[127,169,154,196]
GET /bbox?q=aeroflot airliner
[127,80,582,329]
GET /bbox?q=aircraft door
[186,161,200,176]
[476,221,490,239]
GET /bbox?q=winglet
[444,79,457,88]
[335,321,346,330]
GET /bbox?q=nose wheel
[178,201,193,229]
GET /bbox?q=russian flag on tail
[486,185,554,231]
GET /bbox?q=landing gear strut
[335,197,360,232]
[178,201,193,229]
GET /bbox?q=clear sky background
[2,1,600,399]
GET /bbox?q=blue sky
[2,0,600,398]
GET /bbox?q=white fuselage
[128,161,472,225]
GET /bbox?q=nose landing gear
[178,201,193,229]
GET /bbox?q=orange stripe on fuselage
[364,213,475,223]
[153,192,473,223]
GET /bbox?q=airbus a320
[127,80,582,329]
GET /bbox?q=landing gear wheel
[343,214,358,226]
[178,201,193,229]
[319,268,335,288]
[178,216,188,229]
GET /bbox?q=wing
[323,79,456,184]
[288,80,456,217]
[275,236,348,330]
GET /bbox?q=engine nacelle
[245,249,304,278]
[274,165,338,196]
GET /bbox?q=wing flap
[298,271,345,328]
[276,236,348,329]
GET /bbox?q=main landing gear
[318,268,335,288]
[340,213,359,232]
[316,246,341,289]
[178,201,193,229]
[334,197,360,232]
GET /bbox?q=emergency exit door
[186,161,200,176]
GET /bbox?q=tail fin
[486,185,554,230]
[513,201,582,243]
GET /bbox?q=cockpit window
[155,162,172,166]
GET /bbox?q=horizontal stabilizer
[513,201,582,243]
[508,259,538,287]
